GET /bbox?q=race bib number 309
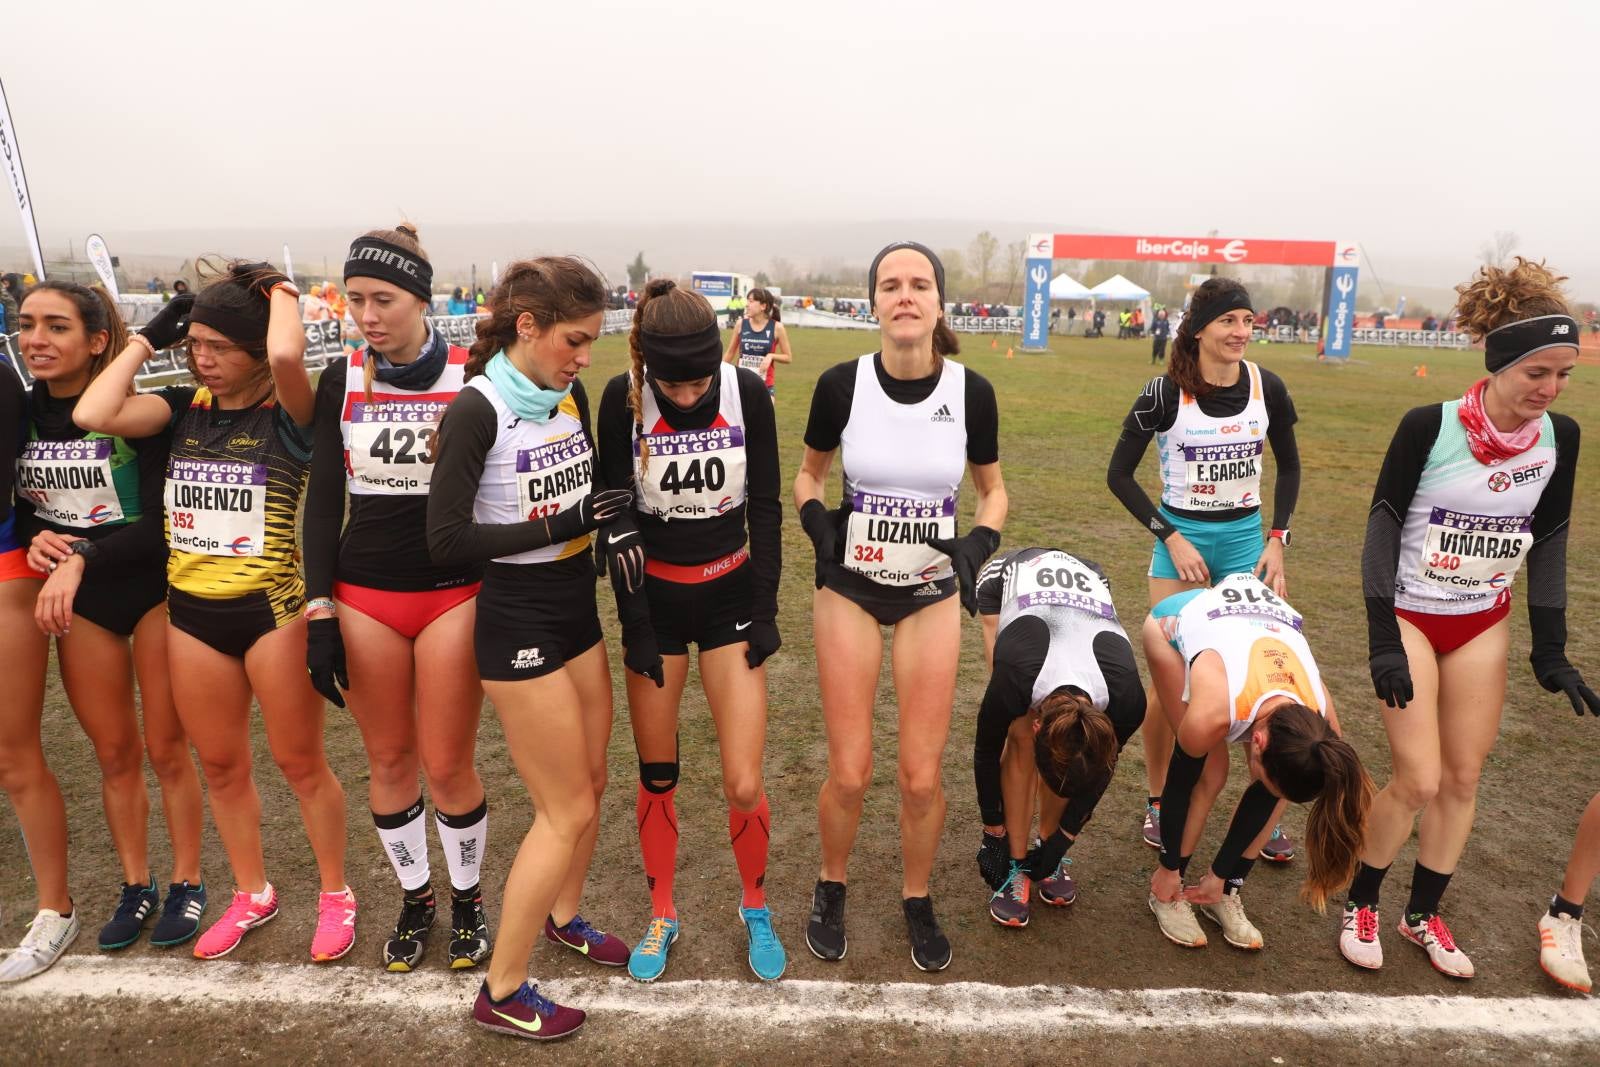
[1013,553,1115,619]
[165,458,267,556]
[843,491,956,586]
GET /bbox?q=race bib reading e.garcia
[1012,552,1116,619]
[637,425,747,518]
[515,435,593,522]
[165,458,267,556]
[16,439,124,527]
[347,399,444,495]
[843,491,956,586]
[1416,507,1531,593]
[1181,440,1264,510]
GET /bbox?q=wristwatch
[1268,528,1291,548]
[68,539,101,562]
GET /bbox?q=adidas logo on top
[930,403,955,424]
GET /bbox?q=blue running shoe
[739,906,786,981]
[628,916,679,982]
[100,879,159,950]
[151,881,208,948]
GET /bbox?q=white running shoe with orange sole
[1538,912,1592,993]
[1398,913,1474,979]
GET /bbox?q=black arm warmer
[1158,743,1207,870]
[1106,427,1173,541]
[740,371,783,621]
[1209,781,1279,881]
[1265,419,1300,531]
[79,429,170,571]
[973,616,1047,825]
[302,363,349,599]
[1362,405,1440,657]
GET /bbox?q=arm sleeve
[964,371,999,465]
[975,550,1015,616]
[739,370,783,622]
[973,616,1048,825]
[1158,743,1208,870]
[301,363,348,599]
[1107,378,1175,541]
[1209,781,1279,880]
[801,361,855,453]
[81,429,171,571]
[1362,405,1440,658]
[1,375,26,529]
[1055,631,1147,837]
[1261,372,1300,529]
[1527,414,1580,651]
[594,374,635,494]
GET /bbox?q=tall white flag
[0,79,46,280]
[283,243,295,282]
[85,234,119,300]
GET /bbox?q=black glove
[138,293,195,351]
[743,619,781,669]
[622,624,664,688]
[233,261,291,300]
[596,512,645,595]
[1024,829,1071,881]
[1533,653,1600,717]
[305,617,348,709]
[547,488,633,544]
[799,499,841,590]
[977,830,1010,891]
[926,525,1001,616]
[1369,650,1413,709]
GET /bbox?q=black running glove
[138,293,195,351]
[622,623,664,688]
[305,617,348,709]
[743,619,781,669]
[547,488,632,545]
[926,525,1001,616]
[1369,650,1413,710]
[977,830,1010,891]
[1024,829,1071,881]
[799,499,842,590]
[595,511,645,595]
[1533,654,1600,717]
[233,261,291,300]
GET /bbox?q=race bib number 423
[516,437,593,521]
[1417,507,1531,593]
[347,400,444,494]
[843,491,956,586]
[165,458,267,556]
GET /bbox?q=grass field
[2,327,1598,1064]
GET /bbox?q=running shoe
[1398,913,1474,979]
[98,879,159,951]
[1338,902,1383,970]
[194,887,278,960]
[988,861,1032,927]
[805,880,848,961]
[1259,824,1295,863]
[472,980,585,1041]
[1198,892,1264,950]
[1538,912,1591,993]
[151,881,207,948]
[903,896,952,972]
[0,908,80,983]
[448,890,491,969]
[544,913,628,967]
[311,887,358,962]
[384,890,436,972]
[1148,893,1207,948]
[1038,858,1078,907]
[739,906,786,981]
[1141,802,1162,849]
[627,916,679,982]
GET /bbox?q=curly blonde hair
[1453,257,1569,341]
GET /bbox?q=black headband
[868,241,945,308]
[1484,314,1580,373]
[642,322,724,382]
[1185,287,1254,335]
[344,237,433,302]
[189,299,268,348]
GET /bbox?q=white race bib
[738,351,765,372]
[1415,507,1531,594]
[515,435,594,521]
[165,458,267,557]
[347,399,444,495]
[15,439,124,527]
[843,491,956,586]
[637,425,747,519]
[1202,574,1303,631]
[1012,552,1116,619]
[1181,439,1264,510]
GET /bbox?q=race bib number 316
[165,458,267,556]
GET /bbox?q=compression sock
[1348,861,1390,908]
[728,795,772,909]
[1550,893,1584,921]
[1405,862,1453,921]
[637,783,679,919]
[1225,857,1256,895]
[374,797,431,892]
[435,799,488,894]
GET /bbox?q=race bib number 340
[165,458,267,556]
[843,491,956,587]
[1417,507,1531,593]
[516,436,593,521]
[347,400,444,494]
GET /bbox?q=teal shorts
[1148,507,1264,582]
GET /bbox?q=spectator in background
[1421,314,1439,331]
[303,284,332,321]
[1067,305,1078,335]
[474,287,486,307]
[168,280,191,301]
[1117,307,1132,339]
[0,278,17,334]
[323,282,347,321]
[447,287,473,316]
[1150,308,1170,364]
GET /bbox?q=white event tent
[1048,273,1093,300]
[1088,273,1153,335]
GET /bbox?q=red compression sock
[728,794,771,909]
[636,784,678,919]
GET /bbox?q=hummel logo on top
[930,403,955,424]
[513,647,545,670]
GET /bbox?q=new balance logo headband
[1483,314,1580,373]
[344,237,434,303]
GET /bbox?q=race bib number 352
[165,458,267,556]
[843,491,956,586]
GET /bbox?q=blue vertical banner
[1021,232,1053,351]
[1322,240,1360,360]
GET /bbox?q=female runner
[1145,573,1371,951]
[302,224,491,972]
[1107,277,1301,862]
[1349,258,1592,978]
[75,261,354,963]
[723,286,791,394]
[1539,792,1600,993]
[971,548,1146,928]
[597,278,785,981]
[3,282,206,968]
[795,241,1007,971]
[427,257,631,1041]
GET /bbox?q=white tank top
[1157,361,1269,512]
[339,341,468,496]
[462,376,594,565]
[1394,401,1556,616]
[1170,574,1326,744]
[633,363,748,520]
[996,550,1127,709]
[839,354,966,586]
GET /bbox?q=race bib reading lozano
[843,491,956,587]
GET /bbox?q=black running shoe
[449,889,491,969]
[151,881,207,947]
[903,895,951,972]
[805,880,848,961]
[100,879,159,950]
[384,889,436,972]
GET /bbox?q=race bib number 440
[347,400,444,494]
[165,458,267,556]
[516,436,593,521]
[637,426,747,518]
[1417,507,1531,593]
[15,440,124,527]
[843,492,956,586]
[1182,440,1263,510]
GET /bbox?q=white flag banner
[491,260,499,286]
[283,243,294,282]
[0,78,46,280]
[84,233,119,300]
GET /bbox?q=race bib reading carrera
[843,491,956,586]
[164,458,267,557]
[15,439,124,527]
[346,399,444,495]
[1416,507,1531,593]
[515,435,593,522]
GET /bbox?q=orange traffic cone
[1414,364,1428,377]
[990,337,998,350]
[1005,347,1014,359]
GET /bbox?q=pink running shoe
[312,887,358,962]
[194,887,279,960]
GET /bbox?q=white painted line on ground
[2,956,1598,1041]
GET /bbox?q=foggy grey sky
[5,0,1599,293]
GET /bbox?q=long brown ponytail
[1032,687,1120,802]
[627,278,718,475]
